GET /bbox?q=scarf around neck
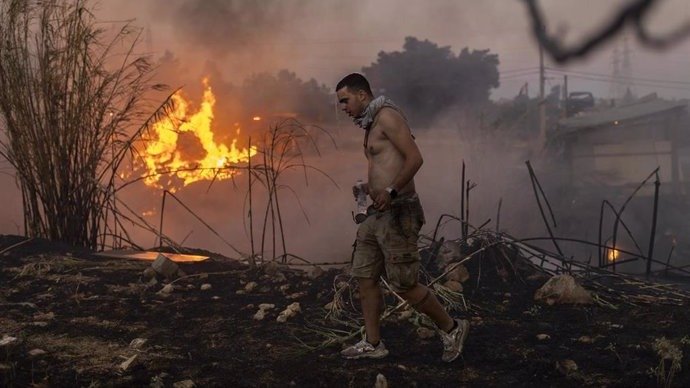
[353,95,405,131]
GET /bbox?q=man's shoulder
[375,106,407,129]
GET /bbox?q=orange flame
[141,78,257,192]
[607,248,619,262]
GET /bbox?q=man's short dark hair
[336,73,373,96]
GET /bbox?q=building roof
[556,96,687,136]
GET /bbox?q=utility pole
[538,26,546,150]
[562,75,568,118]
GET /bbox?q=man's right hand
[352,182,369,198]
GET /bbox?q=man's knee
[357,277,380,293]
[399,284,430,308]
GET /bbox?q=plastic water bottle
[354,179,368,224]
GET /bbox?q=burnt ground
[2,234,690,387]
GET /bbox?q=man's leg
[399,283,454,332]
[358,277,383,344]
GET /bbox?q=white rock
[129,338,148,349]
[375,373,388,388]
[258,303,275,311]
[536,334,551,341]
[556,359,578,375]
[244,282,258,292]
[160,284,174,294]
[416,327,436,339]
[200,283,212,291]
[28,348,46,357]
[173,380,196,388]
[534,274,593,305]
[0,335,18,347]
[443,280,463,293]
[253,310,266,321]
[309,266,324,279]
[277,302,301,322]
[119,354,138,371]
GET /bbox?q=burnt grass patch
[2,234,690,387]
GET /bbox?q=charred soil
[2,234,690,387]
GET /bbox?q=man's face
[336,87,367,118]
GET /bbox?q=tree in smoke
[362,37,500,127]
[241,70,333,123]
[0,0,173,249]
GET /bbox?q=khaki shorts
[351,194,426,292]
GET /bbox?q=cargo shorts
[351,193,426,293]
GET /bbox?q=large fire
[140,78,257,192]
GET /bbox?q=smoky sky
[150,0,308,57]
[96,0,690,100]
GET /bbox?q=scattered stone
[212,296,220,300]
[471,316,483,325]
[244,282,258,292]
[28,348,47,357]
[152,254,182,280]
[534,275,593,305]
[129,338,148,349]
[262,261,279,275]
[253,310,267,321]
[253,304,276,321]
[309,266,324,279]
[323,302,334,310]
[0,335,19,347]
[416,327,436,339]
[375,373,388,388]
[443,280,463,293]
[142,267,157,279]
[504,293,512,298]
[279,284,291,293]
[610,323,623,329]
[438,240,463,266]
[31,322,49,327]
[200,283,212,291]
[147,277,159,287]
[33,311,55,321]
[536,334,551,341]
[287,291,307,300]
[186,284,195,290]
[397,364,408,371]
[445,263,470,283]
[159,284,174,294]
[235,290,246,295]
[173,380,196,388]
[277,302,301,323]
[119,354,138,372]
[273,272,287,283]
[578,336,594,344]
[555,359,578,376]
[398,310,414,321]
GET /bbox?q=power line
[546,66,690,86]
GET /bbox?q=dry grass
[0,0,175,249]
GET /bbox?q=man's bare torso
[365,107,416,197]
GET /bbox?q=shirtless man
[336,73,469,362]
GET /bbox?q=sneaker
[341,338,389,360]
[439,319,470,362]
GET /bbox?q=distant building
[550,94,690,197]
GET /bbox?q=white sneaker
[439,319,470,362]
[341,338,389,359]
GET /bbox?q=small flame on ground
[252,116,262,121]
[607,248,619,262]
[140,78,257,192]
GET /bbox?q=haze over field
[1,0,689,263]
